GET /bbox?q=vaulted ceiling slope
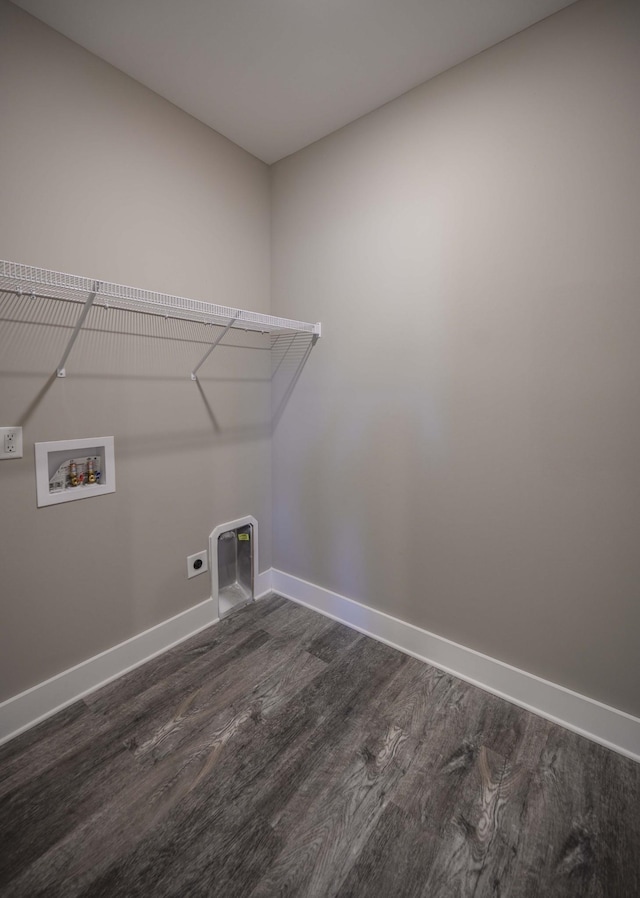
[12,0,577,163]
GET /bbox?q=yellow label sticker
[238,534,250,541]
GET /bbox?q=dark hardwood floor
[1,594,638,897]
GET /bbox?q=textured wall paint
[0,1,272,699]
[271,0,640,716]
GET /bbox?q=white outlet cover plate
[0,426,23,459]
[187,550,208,579]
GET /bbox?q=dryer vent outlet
[210,516,258,619]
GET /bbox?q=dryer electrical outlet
[187,550,209,579]
[0,427,23,459]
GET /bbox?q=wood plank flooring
[1,594,638,897]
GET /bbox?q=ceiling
[12,0,577,164]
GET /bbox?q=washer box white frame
[35,436,116,507]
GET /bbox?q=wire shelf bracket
[0,260,321,378]
[190,314,238,381]
[56,284,99,377]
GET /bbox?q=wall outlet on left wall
[187,550,209,579]
[0,427,23,459]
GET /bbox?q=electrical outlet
[0,427,23,459]
[187,550,208,579]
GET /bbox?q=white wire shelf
[0,260,321,336]
[0,259,321,378]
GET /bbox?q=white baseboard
[0,597,219,746]
[255,568,273,598]
[0,570,276,747]
[3,568,639,762]
[271,569,640,763]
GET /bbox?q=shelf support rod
[191,315,238,380]
[56,283,100,377]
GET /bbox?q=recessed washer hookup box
[34,436,115,507]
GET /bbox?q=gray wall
[271,0,640,716]
[0,1,272,700]
[2,0,639,721]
